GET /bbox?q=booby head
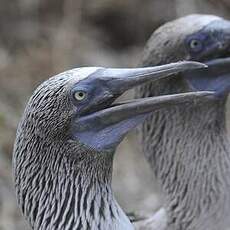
[25,63,209,153]
[143,14,230,98]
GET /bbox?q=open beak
[73,61,213,151]
[76,91,213,131]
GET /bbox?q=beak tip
[181,61,208,70]
[192,91,215,100]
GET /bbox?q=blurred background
[0,0,230,229]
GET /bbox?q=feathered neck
[136,78,230,230]
[13,119,133,230]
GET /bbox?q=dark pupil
[191,40,199,47]
[79,92,84,97]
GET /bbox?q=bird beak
[72,62,213,151]
[99,61,207,94]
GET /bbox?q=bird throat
[13,136,133,230]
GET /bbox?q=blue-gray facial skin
[183,19,230,97]
[69,64,211,152]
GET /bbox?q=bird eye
[74,91,87,101]
[189,39,203,52]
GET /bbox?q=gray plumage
[13,64,205,230]
[135,15,230,230]
[13,69,133,230]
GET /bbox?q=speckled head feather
[13,67,132,230]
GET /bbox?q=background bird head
[142,14,230,98]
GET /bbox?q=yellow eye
[74,91,87,101]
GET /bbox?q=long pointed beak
[72,61,210,151]
[74,91,214,151]
[101,61,207,94]
[76,91,213,131]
